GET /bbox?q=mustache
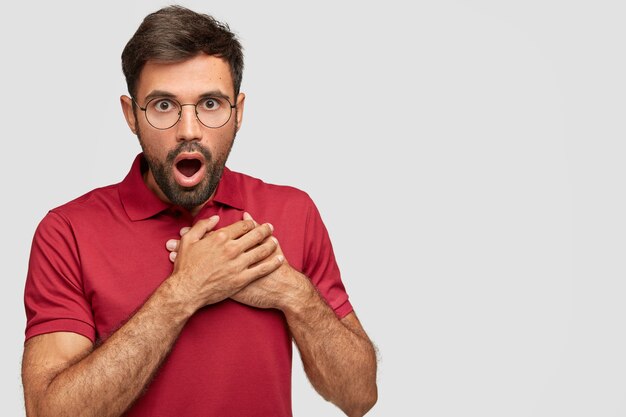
[165,142,213,164]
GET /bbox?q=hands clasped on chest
[165,211,312,314]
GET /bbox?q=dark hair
[121,5,244,99]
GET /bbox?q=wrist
[280,272,318,319]
[159,273,199,318]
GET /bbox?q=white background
[2,1,626,415]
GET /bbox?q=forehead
[136,54,234,100]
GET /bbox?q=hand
[165,215,284,310]
[166,213,311,311]
[231,212,311,310]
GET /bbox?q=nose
[175,104,202,142]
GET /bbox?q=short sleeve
[301,198,353,319]
[24,211,95,343]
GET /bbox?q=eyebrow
[144,89,233,102]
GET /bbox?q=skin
[170,212,378,416]
[125,54,243,214]
[22,53,377,417]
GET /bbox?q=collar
[119,153,244,221]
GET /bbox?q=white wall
[3,1,626,415]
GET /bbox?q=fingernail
[271,237,278,244]
[166,240,177,250]
[268,223,274,232]
[169,252,177,262]
[277,255,284,263]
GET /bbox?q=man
[21,5,377,417]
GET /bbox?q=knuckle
[257,260,276,275]
[223,241,240,258]
[250,240,269,258]
[234,273,250,286]
[214,231,229,243]
[242,219,255,232]
[251,228,266,242]
[264,239,277,255]
[260,262,276,275]
[254,245,270,261]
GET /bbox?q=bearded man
[21,5,377,417]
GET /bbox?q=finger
[243,235,279,266]
[179,227,190,237]
[241,251,285,282]
[216,219,258,240]
[273,235,285,257]
[169,251,177,263]
[166,239,179,252]
[182,215,220,242]
[243,211,259,226]
[234,222,274,252]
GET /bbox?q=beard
[138,135,235,212]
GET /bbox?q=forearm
[284,280,378,417]
[35,278,194,417]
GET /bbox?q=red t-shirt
[24,154,352,417]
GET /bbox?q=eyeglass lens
[144,97,233,129]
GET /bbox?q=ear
[234,93,245,133]
[120,95,138,135]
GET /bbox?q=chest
[76,207,304,340]
[76,214,182,338]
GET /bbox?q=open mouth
[176,158,202,177]
[172,153,207,188]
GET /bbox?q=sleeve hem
[25,318,96,344]
[332,298,353,319]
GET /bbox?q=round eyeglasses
[133,96,236,130]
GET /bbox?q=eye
[199,97,223,111]
[151,98,177,113]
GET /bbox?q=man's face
[121,54,245,212]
